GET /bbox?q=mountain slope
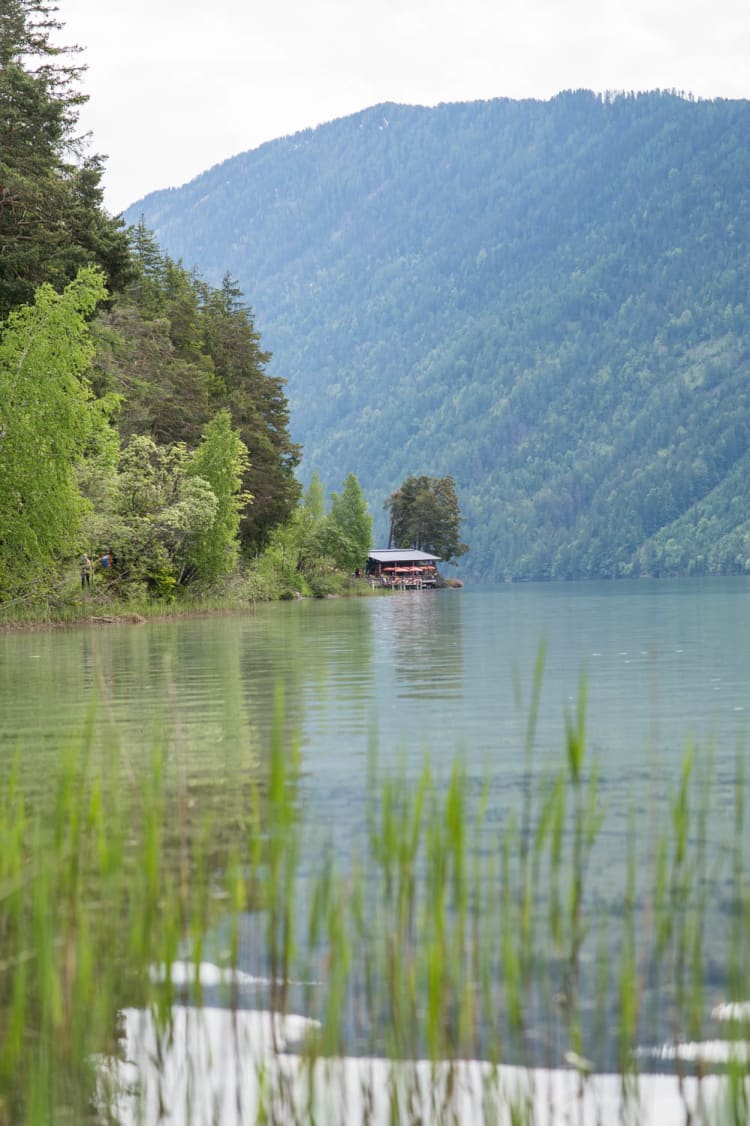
[125,91,750,579]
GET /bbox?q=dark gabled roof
[368,549,440,563]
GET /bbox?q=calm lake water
[3,577,748,801]
[2,577,749,1066]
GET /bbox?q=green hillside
[125,91,750,580]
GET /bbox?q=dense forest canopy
[127,92,750,580]
[0,3,318,605]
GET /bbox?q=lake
[4,576,748,766]
[2,577,749,1076]
[3,578,747,826]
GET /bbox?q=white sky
[60,0,750,215]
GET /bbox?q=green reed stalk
[2,672,750,1123]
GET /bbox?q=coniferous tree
[201,273,301,552]
[0,6,308,599]
[0,0,131,318]
[128,217,167,315]
[90,255,301,557]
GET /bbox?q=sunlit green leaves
[186,409,251,582]
[329,472,373,570]
[0,267,107,596]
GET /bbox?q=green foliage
[386,474,467,563]
[329,472,373,570]
[245,471,372,597]
[0,1,370,606]
[0,245,302,606]
[106,434,219,594]
[129,92,750,580]
[0,1,131,318]
[249,511,310,598]
[201,272,301,552]
[0,267,108,597]
[186,409,250,583]
[90,250,300,556]
[303,471,326,522]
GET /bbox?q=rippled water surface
[3,578,750,1065]
[4,578,750,770]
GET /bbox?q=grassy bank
[1,683,748,1123]
[0,562,379,633]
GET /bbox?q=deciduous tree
[186,409,250,582]
[303,471,326,522]
[330,472,372,570]
[108,434,219,596]
[0,266,108,596]
[385,475,468,563]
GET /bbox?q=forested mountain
[125,91,750,581]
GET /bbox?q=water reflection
[4,581,750,793]
[387,590,463,700]
[3,584,750,1075]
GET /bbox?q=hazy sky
[61,0,750,214]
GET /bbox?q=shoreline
[0,574,463,634]
[0,585,385,635]
[0,572,461,635]
[0,598,266,634]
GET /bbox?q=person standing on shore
[81,555,94,589]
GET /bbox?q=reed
[0,677,749,1124]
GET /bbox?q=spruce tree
[0,0,131,317]
[201,273,301,551]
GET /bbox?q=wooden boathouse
[365,549,440,589]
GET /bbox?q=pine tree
[126,217,167,315]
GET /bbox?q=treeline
[129,90,750,581]
[0,1,376,610]
[88,225,302,561]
